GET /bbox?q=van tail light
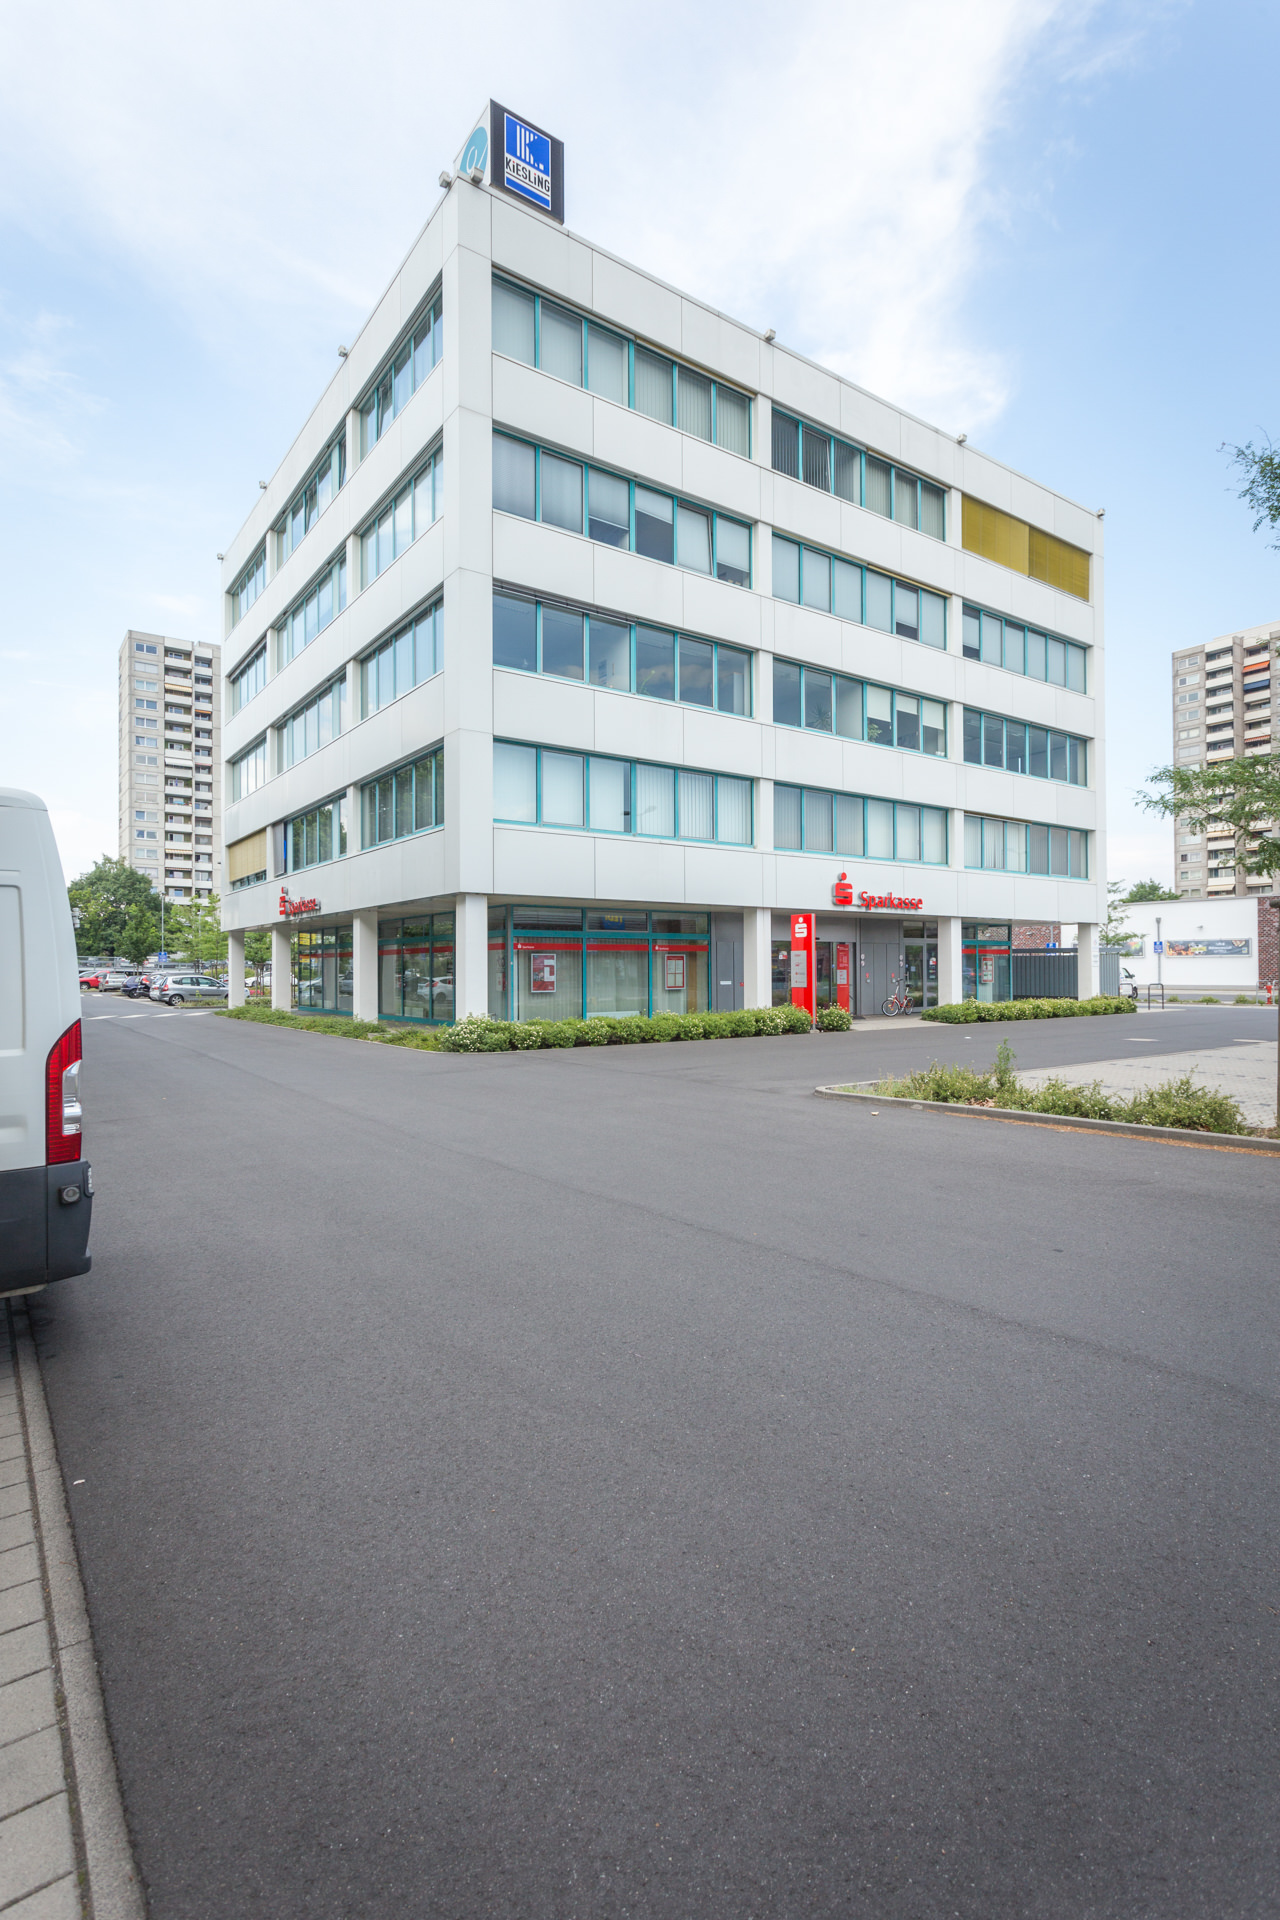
[46,1021,83,1165]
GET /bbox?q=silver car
[148,973,228,1006]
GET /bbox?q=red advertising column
[790,912,816,1022]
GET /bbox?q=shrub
[437,1015,512,1053]
[778,1002,814,1033]
[508,1020,543,1049]
[922,996,1133,1024]
[1197,995,1219,1005]
[816,1004,853,1031]
[1234,995,1255,1005]
[578,1017,612,1046]
[750,1006,788,1035]
[217,1007,387,1040]
[1120,1075,1247,1133]
[868,1047,1250,1135]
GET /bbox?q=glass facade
[278,553,348,667]
[494,743,752,845]
[772,536,946,646]
[773,658,945,753]
[360,295,443,456]
[361,451,442,587]
[963,708,1087,786]
[962,922,1012,1004]
[771,409,945,536]
[486,907,710,1022]
[378,915,455,1023]
[296,928,353,1015]
[962,603,1087,691]
[774,785,947,863]
[362,748,443,848]
[493,591,751,714]
[279,439,346,561]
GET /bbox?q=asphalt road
[34,1000,1280,1918]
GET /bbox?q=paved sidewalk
[1020,1039,1278,1129]
[0,1304,142,1920]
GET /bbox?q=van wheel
[167,993,184,1006]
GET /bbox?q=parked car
[121,975,153,998]
[101,970,141,992]
[1,787,94,1295]
[79,971,100,991]
[149,973,228,1006]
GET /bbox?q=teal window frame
[376,913,455,1026]
[229,643,267,715]
[360,448,442,589]
[361,598,444,717]
[359,292,443,458]
[360,746,444,849]
[962,602,1088,692]
[492,275,752,457]
[491,589,752,715]
[277,552,348,668]
[771,534,946,647]
[964,814,1089,879]
[278,675,347,771]
[279,437,347,562]
[773,784,949,864]
[485,905,712,1024]
[772,657,946,755]
[962,707,1088,786]
[492,432,752,586]
[770,407,946,537]
[493,741,753,847]
[284,794,348,873]
[230,546,266,627]
[230,736,268,801]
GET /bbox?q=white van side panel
[0,791,82,1176]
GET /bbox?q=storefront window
[961,922,1011,1004]
[489,907,710,1022]
[377,913,455,1022]
[295,928,353,1014]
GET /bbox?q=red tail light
[46,1021,83,1165]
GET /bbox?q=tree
[245,928,272,995]
[1225,438,1280,547]
[119,905,159,968]
[69,857,163,959]
[164,895,227,971]
[1099,881,1132,945]
[1123,878,1180,902]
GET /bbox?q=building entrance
[902,919,939,1009]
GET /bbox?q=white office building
[118,630,222,902]
[220,103,1106,1024]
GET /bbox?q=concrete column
[352,909,379,1022]
[270,924,292,1011]
[454,893,489,1020]
[742,907,773,1009]
[937,916,964,1006]
[227,929,245,1008]
[1076,922,1100,998]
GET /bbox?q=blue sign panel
[504,113,552,212]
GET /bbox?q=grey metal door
[864,941,900,1012]
[713,938,743,1010]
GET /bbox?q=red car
[79,972,100,991]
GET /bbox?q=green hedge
[217,1007,390,1039]
[435,1003,846,1052]
[922,996,1135,1024]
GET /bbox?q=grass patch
[216,1006,444,1048]
[866,1040,1253,1135]
[214,1002,856,1053]
[922,996,1134,1024]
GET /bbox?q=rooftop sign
[454,102,564,224]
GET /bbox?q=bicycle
[880,988,915,1016]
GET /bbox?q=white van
[0,789,93,1295]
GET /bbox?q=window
[285,795,348,872]
[961,602,1087,690]
[359,293,443,456]
[492,276,752,455]
[492,433,751,585]
[961,496,1090,601]
[279,439,347,562]
[964,814,1089,878]
[279,676,347,769]
[772,659,945,754]
[362,600,443,715]
[230,644,267,714]
[493,743,752,845]
[492,591,751,714]
[277,553,348,667]
[774,785,947,863]
[134,641,157,655]
[360,449,442,587]
[230,737,268,801]
[361,747,443,847]
[230,547,265,626]
[770,409,946,536]
[962,707,1087,785]
[772,535,946,647]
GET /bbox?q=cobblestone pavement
[1019,1038,1278,1127]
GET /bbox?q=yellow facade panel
[964,495,1091,601]
[227,828,267,883]
[1028,528,1091,601]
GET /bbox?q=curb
[7,1301,146,1919]
[813,1085,1280,1154]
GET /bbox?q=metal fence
[1011,947,1124,999]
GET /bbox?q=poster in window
[665,955,685,992]
[530,952,557,993]
[979,954,995,986]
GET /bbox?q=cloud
[0,0,1139,434]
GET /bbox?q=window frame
[771,657,946,756]
[771,533,946,648]
[491,589,753,716]
[359,447,443,590]
[229,643,267,715]
[961,706,1088,786]
[770,407,946,537]
[229,547,266,628]
[277,674,348,772]
[360,747,444,849]
[961,600,1088,691]
[773,783,949,864]
[492,275,752,457]
[492,432,752,586]
[963,813,1090,878]
[230,735,269,802]
[492,741,754,847]
[284,794,349,874]
[361,597,444,718]
[278,436,348,563]
[358,289,444,459]
[276,550,349,669]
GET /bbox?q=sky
[1,0,1277,890]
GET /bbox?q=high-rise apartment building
[1171,619,1276,898]
[220,104,1104,1023]
[118,630,222,903]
